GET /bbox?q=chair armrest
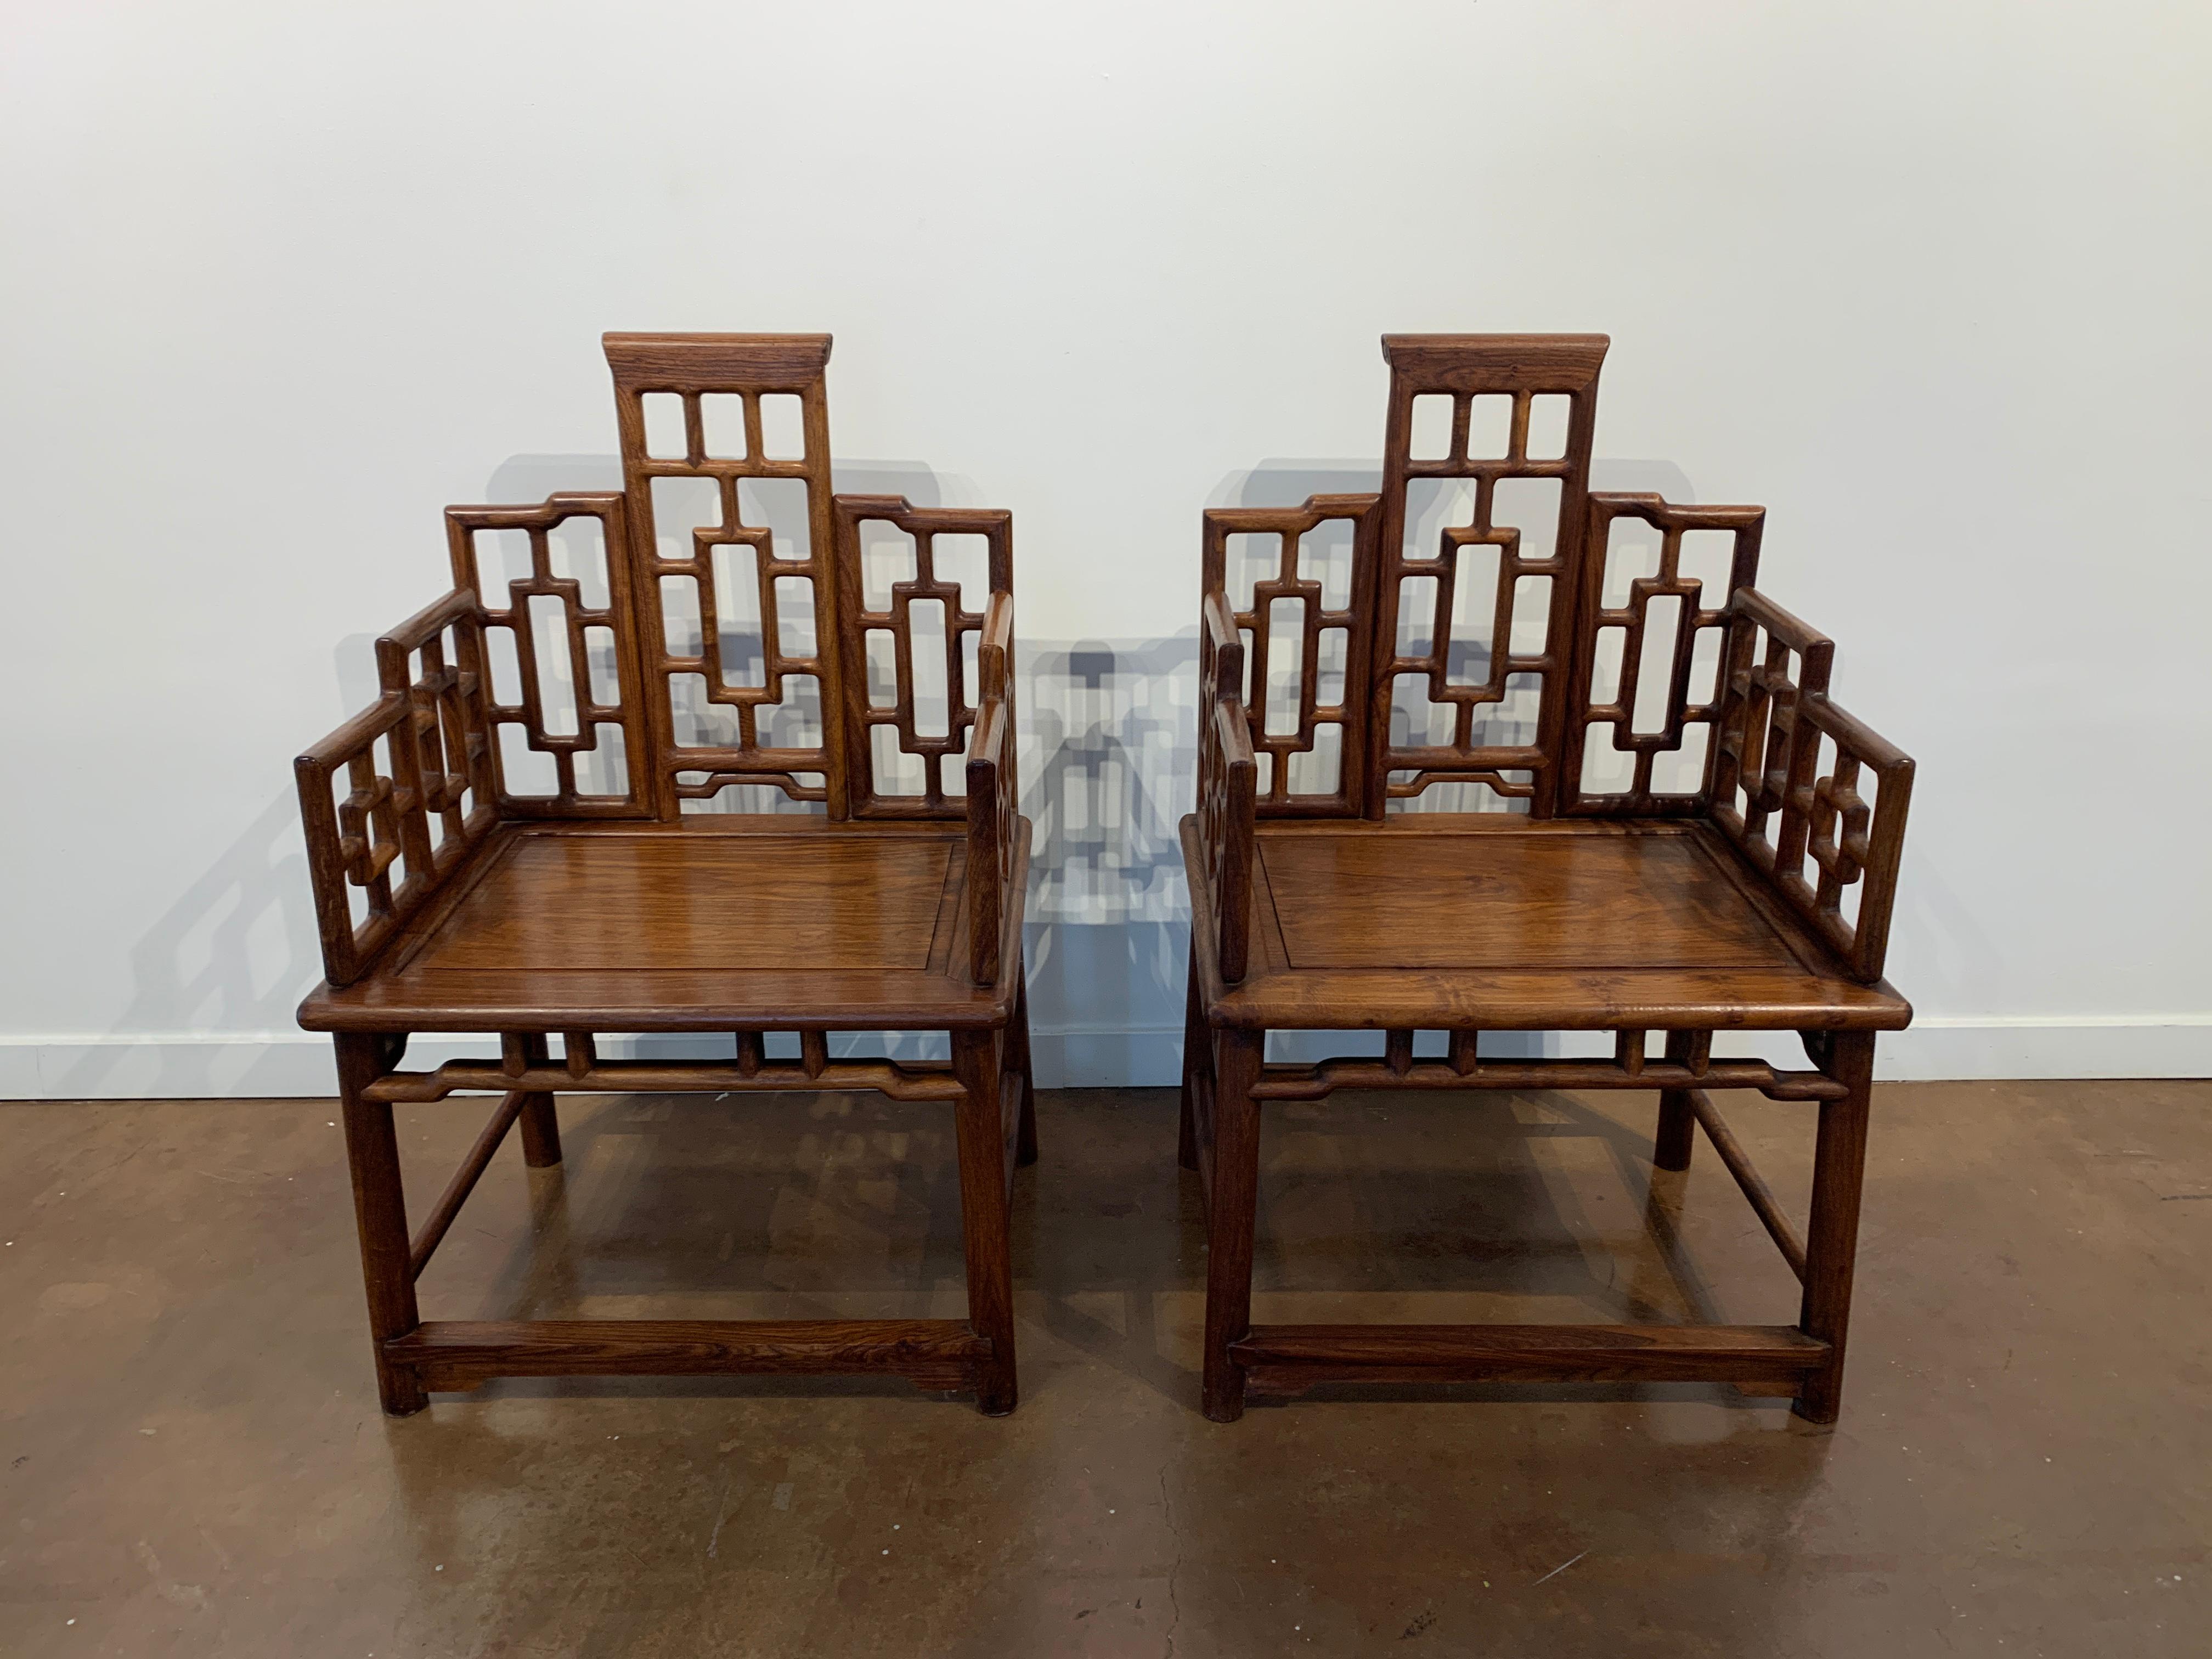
[963,591,1020,985]
[295,589,500,986]
[1708,586,1915,983]
[1197,590,1259,982]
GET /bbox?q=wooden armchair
[1180,334,1914,1424]
[295,334,1036,1417]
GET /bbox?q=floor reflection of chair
[296,334,1035,1416]
[1181,334,1915,1424]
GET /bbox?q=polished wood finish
[1231,1324,1828,1393]
[1183,334,1916,1425]
[388,1319,987,1394]
[296,335,1034,1415]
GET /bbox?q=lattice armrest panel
[963,594,1021,985]
[1201,495,1380,817]
[1709,588,1915,982]
[296,590,500,986]
[1562,493,1764,815]
[833,496,1015,820]
[1196,591,1259,982]
[445,493,650,817]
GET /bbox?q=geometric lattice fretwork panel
[445,492,646,817]
[606,332,842,815]
[833,496,1015,820]
[1201,494,1379,817]
[1562,494,1764,815]
[1372,334,1609,816]
[1707,586,1915,981]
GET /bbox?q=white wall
[3,0,2208,1097]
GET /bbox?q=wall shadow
[66,451,1731,1098]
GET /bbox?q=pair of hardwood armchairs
[297,332,1912,1427]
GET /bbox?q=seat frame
[1180,334,1916,1424]
[295,334,1035,1416]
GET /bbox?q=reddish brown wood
[388,1319,987,1393]
[1195,593,1258,983]
[1183,334,1916,1425]
[832,496,1015,821]
[512,1026,562,1170]
[1652,1028,1699,1172]
[1558,493,1763,816]
[1233,1323,1827,1395]
[445,493,653,819]
[1200,1027,1265,1423]
[1370,332,1609,819]
[962,594,1021,986]
[605,332,844,816]
[1177,940,1204,1173]
[1795,1030,1877,1423]
[295,335,1032,1415]
[951,1028,1018,1415]
[1200,494,1382,817]
[334,1032,425,1416]
[1007,949,1039,1168]
[1708,591,1916,983]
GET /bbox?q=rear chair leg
[1201,1026,1265,1423]
[334,1032,428,1417]
[517,1094,562,1167]
[1794,1030,1877,1425]
[952,1029,1019,1415]
[1177,939,1204,1172]
[512,1034,561,1167]
[1654,1030,1698,1172]
[1008,952,1039,1167]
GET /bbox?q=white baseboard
[1035,1016,2212,1090]
[2,1015,2207,1101]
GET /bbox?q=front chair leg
[1201,1026,1265,1423]
[952,1029,1019,1415]
[1794,1030,1877,1424]
[334,1031,428,1417]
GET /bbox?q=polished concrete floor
[3,1078,2208,1656]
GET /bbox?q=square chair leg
[334,1032,427,1417]
[1793,1030,1877,1424]
[1200,1026,1265,1423]
[952,1029,1020,1415]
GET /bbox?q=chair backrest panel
[600,334,1014,822]
[605,332,847,817]
[1369,334,1608,819]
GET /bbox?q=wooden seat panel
[413,834,953,973]
[1183,816,1910,1031]
[300,820,1025,1032]
[1261,829,1797,971]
